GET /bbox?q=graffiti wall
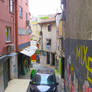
[64,39,92,92]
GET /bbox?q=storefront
[18,46,37,77]
[18,53,31,77]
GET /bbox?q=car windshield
[32,74,56,85]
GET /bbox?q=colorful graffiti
[76,46,92,84]
[64,39,92,92]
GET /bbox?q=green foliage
[35,49,40,54]
[30,38,33,40]
[40,16,49,19]
[30,69,36,79]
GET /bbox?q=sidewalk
[4,79,30,92]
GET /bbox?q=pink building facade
[0,0,31,91]
[17,0,31,50]
[0,0,17,91]
[0,0,16,55]
[17,0,32,77]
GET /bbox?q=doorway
[51,53,55,66]
[3,59,10,89]
[47,52,50,64]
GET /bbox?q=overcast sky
[29,0,61,17]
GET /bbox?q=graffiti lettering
[76,46,92,83]
[76,46,88,66]
[87,57,92,83]
[76,47,81,63]
[83,46,88,66]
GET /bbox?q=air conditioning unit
[7,44,14,52]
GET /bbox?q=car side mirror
[30,81,32,84]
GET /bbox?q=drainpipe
[15,0,18,52]
[41,24,43,50]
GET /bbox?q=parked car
[27,70,58,92]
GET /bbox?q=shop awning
[20,46,37,57]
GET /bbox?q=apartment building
[0,0,17,91]
[38,16,57,65]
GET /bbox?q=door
[47,52,50,64]
[3,61,9,89]
[52,53,55,66]
[0,64,4,92]
[61,57,65,78]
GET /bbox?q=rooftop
[38,17,56,24]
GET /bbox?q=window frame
[5,27,11,42]
[19,7,23,18]
[46,39,51,46]
[47,24,51,32]
[9,0,14,13]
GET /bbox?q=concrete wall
[63,0,92,40]
[10,53,18,79]
[64,39,92,92]
[62,0,92,91]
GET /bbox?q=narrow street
[1,0,92,92]
[5,64,64,92]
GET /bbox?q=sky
[29,0,61,17]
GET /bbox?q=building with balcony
[38,16,57,66]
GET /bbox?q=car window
[32,74,56,85]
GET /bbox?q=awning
[20,46,37,57]
[0,55,9,64]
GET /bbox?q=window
[46,39,51,45]
[0,0,5,2]
[47,24,51,31]
[19,7,23,18]
[9,0,14,13]
[5,27,11,42]
[46,39,51,49]
[25,0,28,5]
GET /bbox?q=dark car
[27,71,58,92]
